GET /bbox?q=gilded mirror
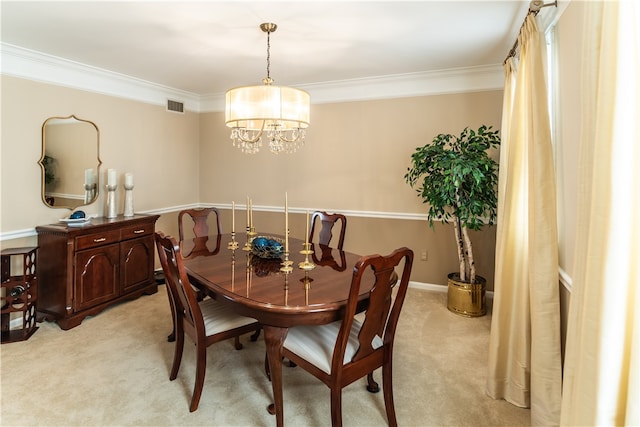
[39,115,101,209]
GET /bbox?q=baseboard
[409,281,446,292]
[409,280,495,300]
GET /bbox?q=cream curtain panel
[487,14,563,426]
[560,1,640,425]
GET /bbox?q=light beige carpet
[1,286,530,426]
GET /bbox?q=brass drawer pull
[133,229,145,234]
[93,237,107,243]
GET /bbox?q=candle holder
[298,242,316,271]
[227,231,239,250]
[106,184,117,218]
[123,183,134,217]
[243,226,257,251]
[84,183,96,204]
[280,250,294,274]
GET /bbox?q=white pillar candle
[249,198,253,229]
[305,210,310,245]
[107,169,116,187]
[124,173,133,187]
[84,169,92,186]
[285,193,289,252]
[231,201,235,233]
[246,196,250,228]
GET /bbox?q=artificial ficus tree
[404,125,500,284]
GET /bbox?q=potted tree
[404,125,500,316]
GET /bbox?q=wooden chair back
[340,247,413,367]
[155,232,205,340]
[282,247,413,426]
[308,211,347,250]
[178,208,222,259]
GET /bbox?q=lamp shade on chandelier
[225,23,310,154]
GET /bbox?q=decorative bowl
[70,210,86,219]
[251,236,284,259]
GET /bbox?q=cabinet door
[120,236,154,294]
[74,244,120,311]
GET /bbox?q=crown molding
[0,43,201,111]
[2,43,503,112]
[200,64,504,112]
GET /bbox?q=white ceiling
[1,1,535,97]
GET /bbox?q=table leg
[263,325,288,427]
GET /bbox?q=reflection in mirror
[39,115,101,210]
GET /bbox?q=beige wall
[200,93,502,213]
[1,76,200,231]
[1,74,502,288]
[199,91,503,287]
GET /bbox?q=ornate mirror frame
[38,115,101,210]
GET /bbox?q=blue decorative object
[251,236,284,259]
[252,237,269,248]
[70,210,86,219]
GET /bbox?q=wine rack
[1,247,38,343]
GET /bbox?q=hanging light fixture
[225,23,310,154]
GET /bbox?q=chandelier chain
[266,29,271,82]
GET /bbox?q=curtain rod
[503,0,558,64]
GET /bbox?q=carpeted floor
[0,286,530,426]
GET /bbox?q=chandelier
[225,23,310,154]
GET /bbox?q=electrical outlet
[421,249,428,261]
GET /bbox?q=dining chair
[154,232,260,412]
[309,211,347,250]
[161,208,222,343]
[178,207,222,259]
[281,247,414,427]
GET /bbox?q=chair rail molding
[0,203,200,242]
[0,204,443,242]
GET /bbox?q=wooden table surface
[184,233,371,426]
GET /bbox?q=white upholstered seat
[284,319,383,374]
[199,298,256,335]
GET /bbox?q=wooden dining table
[183,233,373,427]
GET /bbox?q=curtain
[487,14,563,426]
[560,1,640,425]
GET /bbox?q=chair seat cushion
[283,319,383,374]
[199,298,256,335]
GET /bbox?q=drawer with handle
[121,223,153,240]
[75,229,121,250]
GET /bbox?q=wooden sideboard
[36,214,160,330]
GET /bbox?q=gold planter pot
[447,273,486,317]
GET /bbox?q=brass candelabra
[243,226,257,251]
[280,249,294,274]
[298,242,316,271]
[227,231,239,250]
